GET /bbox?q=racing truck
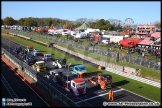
[46,69,64,82]
[25,46,33,53]
[40,54,53,62]
[31,48,41,56]
[13,46,22,54]
[88,74,112,90]
[63,78,86,96]
[19,49,28,58]
[52,58,66,68]
[32,61,46,72]
[70,64,88,78]
[23,53,35,65]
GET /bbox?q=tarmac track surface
[1,37,154,107]
[1,60,50,107]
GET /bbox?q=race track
[1,37,155,107]
[1,60,50,107]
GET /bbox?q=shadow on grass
[113,80,129,86]
[40,51,47,52]
[70,64,82,67]
[87,71,102,76]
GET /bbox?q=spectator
[142,51,145,58]
[157,61,161,70]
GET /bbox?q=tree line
[1,17,161,31]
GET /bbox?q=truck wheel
[98,84,101,88]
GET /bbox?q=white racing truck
[53,58,66,68]
[31,48,41,56]
[46,69,64,82]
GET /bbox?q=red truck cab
[63,78,86,96]
[89,74,112,89]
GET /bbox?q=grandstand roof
[151,32,161,38]
[138,37,153,45]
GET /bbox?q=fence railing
[3,29,160,70]
[1,47,93,107]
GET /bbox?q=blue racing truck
[70,64,88,78]
[23,53,35,65]
[13,46,22,54]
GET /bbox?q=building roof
[138,37,153,45]
[151,32,161,38]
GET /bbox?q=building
[136,24,156,35]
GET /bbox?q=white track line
[114,84,160,103]
[76,89,124,104]
[2,59,50,107]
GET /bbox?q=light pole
[9,40,10,53]
[67,63,71,88]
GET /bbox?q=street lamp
[107,38,110,61]
[9,40,10,53]
[67,63,71,88]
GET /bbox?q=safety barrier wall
[1,47,93,107]
[54,44,133,72]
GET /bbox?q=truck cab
[88,74,112,89]
[63,78,86,96]
[53,58,66,68]
[31,48,41,56]
[32,61,46,72]
[70,65,88,78]
[23,53,35,65]
[13,46,22,54]
[26,46,33,53]
[40,54,53,62]
[46,69,63,82]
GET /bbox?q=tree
[1,19,3,25]
[154,21,161,29]
[18,18,25,26]
[3,17,15,25]
[14,20,18,25]
[24,18,36,26]
[45,19,52,26]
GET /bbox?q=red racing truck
[63,78,86,96]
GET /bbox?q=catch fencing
[3,29,160,70]
[1,47,93,107]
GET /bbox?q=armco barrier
[1,47,93,107]
[105,67,161,88]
